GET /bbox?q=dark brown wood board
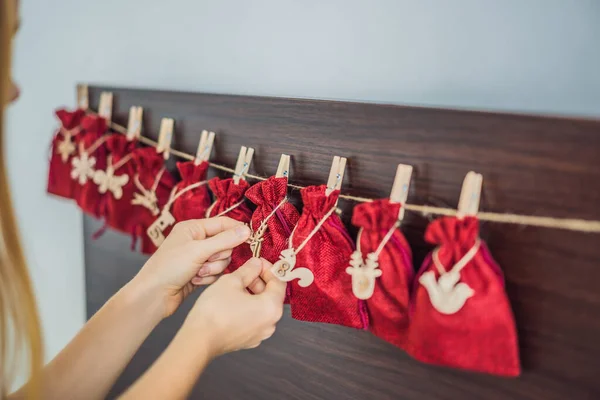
[83,85,600,400]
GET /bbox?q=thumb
[232,258,263,288]
[188,224,251,262]
[260,261,286,303]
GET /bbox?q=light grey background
[5,0,600,365]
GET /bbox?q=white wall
[6,0,600,362]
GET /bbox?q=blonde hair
[1,0,43,397]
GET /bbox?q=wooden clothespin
[77,84,89,110]
[457,171,483,219]
[156,118,174,160]
[98,92,113,123]
[126,106,143,141]
[389,164,413,221]
[195,130,215,165]
[325,156,347,196]
[276,154,290,178]
[233,146,254,185]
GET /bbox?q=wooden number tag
[146,210,176,247]
[270,249,314,287]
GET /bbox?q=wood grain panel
[83,86,600,399]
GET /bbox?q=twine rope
[84,108,600,234]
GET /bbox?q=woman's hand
[131,217,252,319]
[181,257,286,358]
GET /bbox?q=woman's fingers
[185,224,251,263]
[191,275,218,286]
[247,276,266,294]
[197,258,231,277]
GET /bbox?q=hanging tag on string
[419,171,483,315]
[146,209,176,247]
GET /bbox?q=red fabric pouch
[289,185,368,329]
[170,161,212,222]
[98,134,138,233]
[207,177,252,273]
[73,115,108,218]
[351,199,413,348]
[130,147,176,254]
[47,108,86,199]
[245,176,300,302]
[406,216,520,377]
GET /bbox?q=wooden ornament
[270,249,314,287]
[131,190,159,216]
[93,164,129,200]
[57,136,76,163]
[71,151,96,185]
[146,210,176,247]
[346,251,382,300]
[420,173,483,314]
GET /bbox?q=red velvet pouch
[351,199,413,348]
[130,147,176,254]
[245,176,300,302]
[207,177,252,273]
[47,108,86,199]
[73,115,108,218]
[289,185,368,329]
[98,134,138,233]
[406,216,520,377]
[170,161,212,222]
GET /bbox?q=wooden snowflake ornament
[93,164,129,200]
[71,152,96,185]
[57,136,76,163]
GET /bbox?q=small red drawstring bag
[350,199,413,348]
[245,176,300,302]
[47,108,86,199]
[170,161,212,222]
[406,216,520,377]
[206,177,253,273]
[72,115,108,218]
[96,134,138,234]
[129,147,176,254]
[287,185,368,329]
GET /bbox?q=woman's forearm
[118,324,213,399]
[34,279,164,400]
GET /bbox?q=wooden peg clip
[195,130,215,165]
[325,156,347,196]
[389,164,413,220]
[156,118,174,160]
[457,171,483,219]
[77,84,89,110]
[126,106,143,141]
[98,92,113,122]
[276,154,290,178]
[233,146,254,184]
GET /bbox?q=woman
[1,1,286,398]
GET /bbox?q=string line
[83,109,600,234]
